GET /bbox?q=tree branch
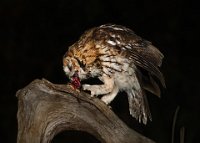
[16,79,155,143]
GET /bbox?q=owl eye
[75,57,85,68]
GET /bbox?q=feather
[127,88,152,125]
[126,73,152,124]
[142,73,161,97]
[136,69,161,97]
[92,24,166,88]
[126,42,166,88]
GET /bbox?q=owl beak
[72,70,79,78]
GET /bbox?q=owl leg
[82,74,114,97]
[101,85,119,104]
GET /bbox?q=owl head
[63,53,88,81]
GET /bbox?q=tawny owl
[63,24,165,124]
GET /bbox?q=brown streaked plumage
[63,24,165,124]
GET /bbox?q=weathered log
[16,79,155,143]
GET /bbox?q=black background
[0,0,200,143]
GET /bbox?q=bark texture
[16,79,155,143]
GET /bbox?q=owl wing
[126,38,165,88]
[93,24,165,88]
[127,73,152,124]
[123,37,166,99]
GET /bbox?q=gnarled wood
[16,79,155,143]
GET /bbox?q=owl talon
[82,84,96,97]
[90,93,95,97]
[82,84,90,91]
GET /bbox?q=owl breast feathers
[63,24,165,124]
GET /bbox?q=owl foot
[82,83,113,97]
[82,84,96,97]
[82,74,115,98]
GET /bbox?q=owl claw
[82,84,90,91]
[82,84,96,97]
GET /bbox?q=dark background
[0,0,199,143]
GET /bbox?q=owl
[63,24,165,124]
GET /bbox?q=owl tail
[127,87,152,125]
